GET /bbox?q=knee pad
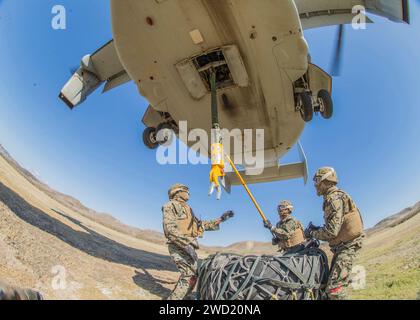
[189,276,197,287]
[328,285,345,300]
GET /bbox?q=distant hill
[3,142,419,254]
[207,240,278,255]
[0,145,176,299]
[350,204,420,299]
[366,202,420,235]
[0,144,166,246]
[0,143,418,299]
[207,203,420,255]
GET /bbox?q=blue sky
[0,1,419,246]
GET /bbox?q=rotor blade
[331,24,345,77]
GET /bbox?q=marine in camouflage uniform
[0,280,43,300]
[263,200,305,252]
[307,167,364,300]
[162,183,234,300]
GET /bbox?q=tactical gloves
[304,222,321,239]
[190,239,199,249]
[184,244,198,262]
[272,237,280,245]
[220,210,234,222]
[263,219,273,230]
[304,227,312,239]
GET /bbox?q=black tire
[156,123,174,146]
[299,92,313,122]
[143,127,158,149]
[318,89,333,119]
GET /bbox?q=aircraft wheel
[298,92,313,122]
[156,123,174,146]
[143,127,158,149]
[318,89,333,119]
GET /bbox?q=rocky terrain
[0,145,167,246]
[349,202,420,299]
[0,144,418,299]
[0,144,177,299]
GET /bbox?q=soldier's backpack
[197,242,329,300]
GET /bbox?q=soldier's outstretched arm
[311,198,345,241]
[202,219,221,231]
[201,210,234,231]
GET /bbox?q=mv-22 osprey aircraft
[60,0,410,191]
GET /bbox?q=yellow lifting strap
[208,142,225,200]
[307,288,315,300]
[207,69,268,223]
[208,70,226,201]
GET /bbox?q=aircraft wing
[59,40,131,109]
[223,142,309,193]
[295,0,410,30]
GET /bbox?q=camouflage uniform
[163,186,221,300]
[311,186,364,300]
[271,216,305,251]
[0,281,43,300]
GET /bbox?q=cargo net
[197,245,329,300]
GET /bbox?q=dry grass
[349,213,420,300]
[0,154,178,299]
[0,145,419,300]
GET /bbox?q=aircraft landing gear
[142,123,175,149]
[295,90,334,122]
[297,91,314,122]
[156,123,175,146]
[294,73,334,122]
[143,127,158,149]
[316,89,333,119]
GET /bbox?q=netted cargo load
[197,245,329,300]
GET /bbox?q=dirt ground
[1,150,418,300]
[0,154,181,299]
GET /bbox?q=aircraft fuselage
[111,0,309,166]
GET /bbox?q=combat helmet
[168,183,189,199]
[313,167,338,185]
[277,200,294,213]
